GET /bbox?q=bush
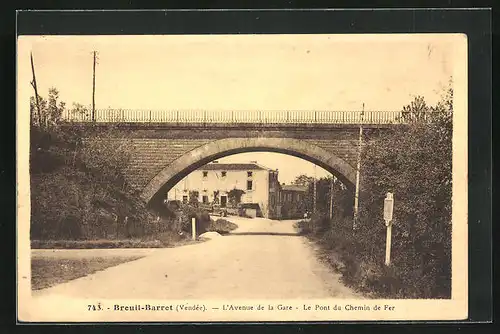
[30,166,166,240]
[29,89,155,241]
[176,204,211,236]
[208,218,238,235]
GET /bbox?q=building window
[202,195,209,204]
[182,195,188,204]
[247,180,253,191]
[221,171,227,178]
[247,171,253,177]
[202,171,208,178]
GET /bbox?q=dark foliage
[176,204,212,237]
[227,188,245,207]
[29,89,197,243]
[298,87,453,299]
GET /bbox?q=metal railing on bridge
[61,109,426,125]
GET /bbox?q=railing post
[70,108,403,125]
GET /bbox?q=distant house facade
[167,161,282,219]
[280,184,309,219]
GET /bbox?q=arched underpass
[140,137,357,206]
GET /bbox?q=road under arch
[142,137,356,205]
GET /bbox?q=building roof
[200,163,269,171]
[281,184,308,192]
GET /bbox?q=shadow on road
[226,232,300,237]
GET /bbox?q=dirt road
[32,217,361,300]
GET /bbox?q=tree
[70,102,91,121]
[304,176,353,218]
[30,88,66,129]
[293,174,315,187]
[29,87,178,242]
[189,191,200,207]
[297,83,453,298]
[213,190,220,205]
[356,84,453,298]
[47,88,65,126]
[30,95,46,127]
[401,95,430,123]
[228,188,245,207]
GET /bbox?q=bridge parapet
[62,109,419,125]
[67,109,437,201]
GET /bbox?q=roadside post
[191,217,196,240]
[383,192,394,266]
[113,214,118,240]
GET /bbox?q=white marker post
[191,217,196,240]
[383,192,394,266]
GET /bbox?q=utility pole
[313,164,317,215]
[92,51,97,122]
[353,103,364,229]
[329,176,335,220]
[30,52,42,127]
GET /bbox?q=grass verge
[31,256,144,290]
[31,233,206,249]
[295,218,451,299]
[32,239,165,249]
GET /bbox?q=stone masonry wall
[84,123,386,193]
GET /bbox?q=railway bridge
[63,109,408,206]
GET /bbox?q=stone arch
[141,137,356,205]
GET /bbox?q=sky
[18,34,462,185]
[20,34,456,111]
[217,152,330,184]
